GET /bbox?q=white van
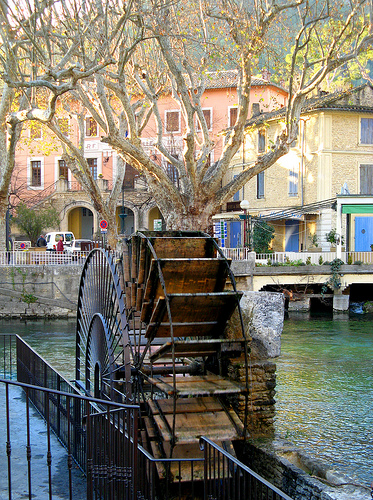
[45,232,75,251]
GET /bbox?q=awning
[342,204,373,214]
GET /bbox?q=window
[86,117,98,137]
[58,159,68,179]
[31,160,42,187]
[88,158,98,179]
[289,163,299,196]
[258,129,266,153]
[229,107,238,127]
[233,174,240,201]
[165,110,180,133]
[123,163,137,189]
[29,122,42,140]
[257,171,264,199]
[167,163,180,187]
[165,154,180,188]
[361,118,373,144]
[57,118,69,137]
[360,164,373,194]
[197,108,212,131]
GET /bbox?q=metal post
[240,200,250,250]
[119,185,127,235]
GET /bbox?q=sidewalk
[0,383,86,500]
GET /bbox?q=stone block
[225,291,284,358]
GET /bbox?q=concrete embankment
[0,266,81,318]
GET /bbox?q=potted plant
[308,233,320,251]
[326,228,344,249]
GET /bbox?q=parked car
[65,239,93,254]
[45,232,75,251]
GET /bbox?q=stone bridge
[231,261,373,312]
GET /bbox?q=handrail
[200,436,294,500]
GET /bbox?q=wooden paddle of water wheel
[75,231,249,485]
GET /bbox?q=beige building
[219,83,373,253]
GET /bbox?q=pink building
[11,71,287,240]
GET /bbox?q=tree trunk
[0,202,7,251]
[164,207,214,233]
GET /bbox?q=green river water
[0,314,372,487]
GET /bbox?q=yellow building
[219,83,373,253]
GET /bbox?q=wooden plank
[131,236,138,280]
[131,282,137,310]
[122,244,131,282]
[146,321,219,339]
[149,339,237,362]
[160,411,240,443]
[143,258,229,303]
[156,396,225,414]
[125,283,132,310]
[145,292,241,338]
[147,374,244,397]
[151,237,217,259]
[137,239,147,285]
[174,412,239,443]
[143,416,158,441]
[152,414,172,441]
[136,284,144,311]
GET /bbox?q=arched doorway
[148,206,165,231]
[116,206,135,236]
[68,206,94,239]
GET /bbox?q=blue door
[355,217,373,251]
[230,221,241,248]
[285,220,299,252]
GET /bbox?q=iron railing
[2,335,139,500]
[221,248,373,265]
[0,250,90,266]
[1,334,294,500]
[201,437,293,500]
[3,248,373,266]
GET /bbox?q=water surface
[275,313,373,486]
[1,316,372,486]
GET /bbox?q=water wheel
[75,231,249,483]
[75,249,132,402]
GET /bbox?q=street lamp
[240,200,250,250]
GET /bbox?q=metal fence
[0,250,90,266]
[1,335,139,499]
[221,248,373,265]
[1,335,294,500]
[201,437,293,500]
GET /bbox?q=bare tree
[3,0,373,247]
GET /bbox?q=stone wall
[241,438,370,500]
[225,290,284,437]
[0,266,81,318]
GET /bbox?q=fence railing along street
[221,248,373,265]
[1,248,373,267]
[0,251,90,266]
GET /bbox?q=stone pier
[225,290,284,436]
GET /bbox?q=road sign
[154,219,163,231]
[99,220,108,230]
